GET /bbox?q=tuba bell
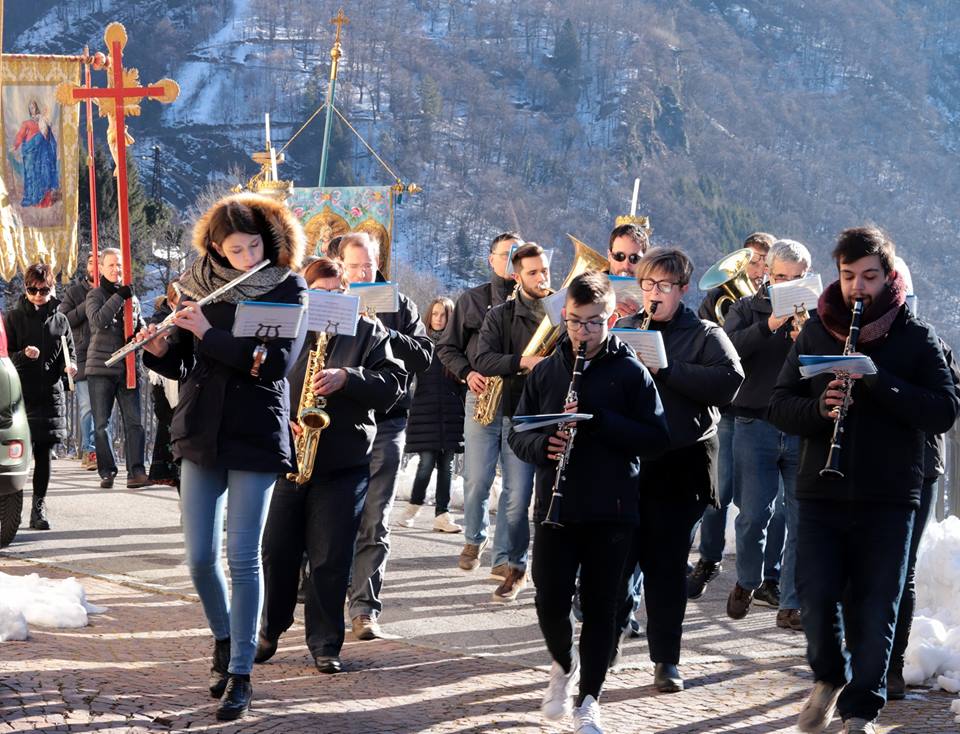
[697,248,758,324]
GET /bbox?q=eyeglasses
[26,286,51,296]
[638,278,679,294]
[563,317,608,333]
[344,263,374,272]
[610,251,642,265]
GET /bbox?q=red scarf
[816,271,908,348]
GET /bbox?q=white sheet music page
[609,275,644,303]
[768,273,823,318]
[306,290,360,336]
[232,302,305,339]
[610,328,668,370]
[543,288,568,327]
[347,282,400,313]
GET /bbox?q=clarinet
[542,340,588,528]
[820,297,864,479]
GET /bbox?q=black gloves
[117,284,133,300]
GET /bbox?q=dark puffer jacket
[405,331,466,453]
[4,296,76,443]
[58,277,93,379]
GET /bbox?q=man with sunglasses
[722,240,812,632]
[608,223,649,319]
[615,248,743,693]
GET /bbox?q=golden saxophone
[286,332,332,484]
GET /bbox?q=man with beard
[769,226,959,734]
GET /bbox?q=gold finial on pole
[331,8,350,59]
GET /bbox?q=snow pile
[904,515,960,718]
[0,572,106,642]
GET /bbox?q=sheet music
[543,288,567,327]
[608,275,644,303]
[61,335,74,391]
[347,281,400,314]
[768,273,823,318]
[798,354,877,379]
[512,413,593,432]
[232,301,305,339]
[611,328,669,370]
[306,290,360,336]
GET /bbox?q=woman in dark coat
[396,296,465,533]
[146,280,181,487]
[139,193,306,722]
[3,262,76,530]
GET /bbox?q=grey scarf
[178,254,290,304]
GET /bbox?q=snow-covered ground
[0,572,105,642]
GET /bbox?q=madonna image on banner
[3,86,63,226]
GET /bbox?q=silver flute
[104,260,270,367]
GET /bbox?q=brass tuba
[286,332,332,484]
[472,235,609,426]
[697,248,758,324]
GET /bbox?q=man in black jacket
[723,240,812,631]
[616,248,744,693]
[473,242,551,602]
[84,247,149,489]
[769,227,959,734]
[509,271,669,734]
[340,233,433,642]
[58,253,99,470]
[437,232,523,570]
[258,257,405,675]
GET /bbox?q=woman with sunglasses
[614,248,743,693]
[3,262,76,530]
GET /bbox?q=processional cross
[58,23,179,388]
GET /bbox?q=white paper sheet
[347,281,400,314]
[611,328,669,370]
[798,354,877,378]
[543,288,568,327]
[768,273,823,318]
[306,290,360,336]
[232,301,305,339]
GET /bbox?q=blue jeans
[462,393,535,570]
[87,374,145,477]
[733,417,798,606]
[797,498,914,722]
[180,459,276,675]
[74,380,96,453]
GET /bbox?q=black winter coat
[405,332,466,453]
[508,335,670,526]
[57,278,92,379]
[375,292,433,420]
[143,274,307,473]
[437,274,516,380]
[768,308,959,506]
[4,296,76,443]
[85,277,147,381]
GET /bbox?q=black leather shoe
[887,667,906,700]
[215,675,252,721]
[100,473,116,489]
[254,633,278,664]
[314,655,342,674]
[208,637,230,698]
[654,662,684,693]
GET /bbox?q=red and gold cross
[58,23,179,388]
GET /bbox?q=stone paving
[1,460,958,733]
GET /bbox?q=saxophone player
[614,248,744,693]
[258,257,404,675]
[768,228,958,734]
[508,272,669,734]
[470,243,551,601]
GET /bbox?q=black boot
[216,674,253,721]
[888,661,906,700]
[654,662,684,693]
[29,497,50,530]
[208,637,230,698]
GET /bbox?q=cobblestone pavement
[1,460,957,733]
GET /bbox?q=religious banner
[0,54,81,281]
[289,186,394,277]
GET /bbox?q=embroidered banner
[288,186,394,277]
[0,54,81,281]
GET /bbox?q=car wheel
[0,489,23,547]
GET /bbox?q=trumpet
[820,297,864,479]
[542,340,588,528]
[105,260,270,367]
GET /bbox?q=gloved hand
[117,284,133,300]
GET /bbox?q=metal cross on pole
[58,23,179,388]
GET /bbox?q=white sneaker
[797,681,844,732]
[395,503,421,528]
[540,653,580,721]
[842,718,877,734]
[433,512,463,533]
[573,694,603,734]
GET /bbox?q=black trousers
[532,520,633,704]
[261,466,369,658]
[148,384,178,483]
[31,441,55,501]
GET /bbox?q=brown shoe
[726,583,753,620]
[490,562,509,580]
[492,567,527,603]
[127,472,152,489]
[85,451,98,471]
[776,608,803,631]
[458,539,488,571]
[351,614,383,641]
